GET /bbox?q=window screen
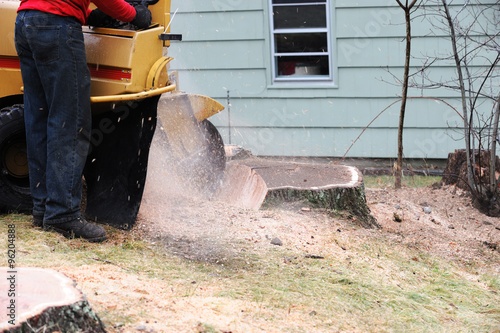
[270,0,332,82]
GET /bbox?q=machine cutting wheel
[147,92,268,209]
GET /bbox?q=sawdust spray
[137,120,235,263]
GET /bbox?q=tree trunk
[394,0,418,188]
[490,95,500,193]
[1,267,106,333]
[441,0,476,193]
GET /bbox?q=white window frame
[269,0,334,84]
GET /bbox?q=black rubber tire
[0,105,32,213]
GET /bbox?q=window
[270,0,333,83]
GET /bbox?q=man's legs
[35,15,91,224]
[15,10,106,241]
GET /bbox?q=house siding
[168,0,498,158]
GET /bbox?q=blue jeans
[15,10,91,225]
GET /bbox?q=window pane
[275,33,328,53]
[273,5,327,29]
[273,0,326,4]
[277,56,330,77]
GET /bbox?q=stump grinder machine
[0,0,267,229]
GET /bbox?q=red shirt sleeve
[90,0,136,23]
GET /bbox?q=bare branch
[453,0,470,22]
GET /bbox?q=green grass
[364,175,442,188]
[1,213,499,332]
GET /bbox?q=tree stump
[244,161,379,229]
[442,149,500,190]
[442,149,500,216]
[0,267,106,333]
[267,184,379,229]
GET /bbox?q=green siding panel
[171,0,263,13]
[168,40,266,69]
[336,0,402,8]
[170,37,494,71]
[172,67,474,99]
[172,69,268,97]
[336,4,498,39]
[339,37,449,68]
[335,0,497,7]
[214,126,463,158]
[170,36,495,72]
[172,11,265,42]
[208,97,465,129]
[338,36,498,68]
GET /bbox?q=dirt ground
[60,159,500,332]
[134,178,500,273]
[365,184,500,267]
[67,169,495,332]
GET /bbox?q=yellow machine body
[0,0,224,118]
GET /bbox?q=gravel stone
[271,237,283,246]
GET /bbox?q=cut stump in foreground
[0,267,106,333]
[240,161,379,229]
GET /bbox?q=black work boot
[44,216,107,243]
[33,215,44,228]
